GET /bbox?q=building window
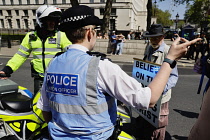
[100,0,105,2]
[8,19,12,28]
[100,9,104,15]
[44,0,48,4]
[62,0,66,4]
[23,10,28,16]
[15,10,19,16]
[90,0,94,3]
[7,10,11,16]
[24,19,28,28]
[111,8,116,15]
[11,0,14,5]
[19,0,22,5]
[0,19,4,28]
[27,0,30,4]
[32,10,36,16]
[110,19,115,31]
[35,0,39,4]
[99,8,116,16]
[2,0,5,5]
[16,19,20,28]
[53,0,56,4]
[0,10,2,16]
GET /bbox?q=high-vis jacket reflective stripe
[6,31,71,76]
[48,96,115,115]
[45,49,117,138]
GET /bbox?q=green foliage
[185,0,210,25]
[185,0,203,24]
[178,20,185,28]
[158,0,209,28]
[153,6,173,26]
[157,10,173,26]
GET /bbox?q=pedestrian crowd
[109,31,126,55]
[97,30,144,56]
[0,4,209,140]
[174,32,210,62]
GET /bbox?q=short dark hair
[65,27,87,44]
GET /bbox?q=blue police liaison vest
[45,48,117,139]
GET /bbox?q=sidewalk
[0,45,21,57]
[106,54,195,67]
[0,45,195,67]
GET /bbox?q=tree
[101,0,113,35]
[184,0,210,33]
[155,8,173,27]
[178,20,185,28]
[146,0,193,30]
[147,0,153,30]
[185,0,210,24]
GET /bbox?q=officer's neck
[76,41,94,51]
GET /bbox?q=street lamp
[154,0,157,17]
[175,13,179,31]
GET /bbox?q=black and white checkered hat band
[61,15,91,23]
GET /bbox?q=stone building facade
[0,0,148,34]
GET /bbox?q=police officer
[0,5,71,94]
[37,5,201,140]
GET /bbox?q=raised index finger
[181,38,202,47]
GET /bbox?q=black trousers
[107,118,122,140]
[34,77,44,95]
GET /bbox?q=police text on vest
[46,73,78,95]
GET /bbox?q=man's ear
[87,30,91,42]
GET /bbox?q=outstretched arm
[148,37,201,107]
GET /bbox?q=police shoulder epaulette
[86,51,112,61]
[29,31,37,41]
[54,52,64,57]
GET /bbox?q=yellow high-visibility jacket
[6,30,71,77]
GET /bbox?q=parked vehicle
[0,78,135,140]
